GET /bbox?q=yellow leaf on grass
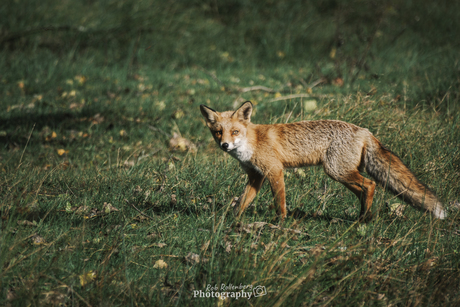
[103,202,119,213]
[45,132,57,141]
[330,47,337,59]
[153,259,168,269]
[296,168,306,178]
[74,75,87,85]
[303,100,317,112]
[79,271,96,287]
[57,149,68,156]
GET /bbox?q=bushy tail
[364,136,446,219]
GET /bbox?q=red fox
[200,101,446,222]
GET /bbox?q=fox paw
[358,212,373,223]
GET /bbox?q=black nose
[221,143,229,150]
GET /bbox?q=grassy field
[1,0,460,306]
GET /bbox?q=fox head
[200,101,253,153]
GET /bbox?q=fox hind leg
[323,141,376,222]
[324,165,376,222]
[340,171,376,222]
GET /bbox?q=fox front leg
[234,168,265,218]
[266,168,287,219]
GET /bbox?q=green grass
[1,0,460,306]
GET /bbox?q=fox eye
[232,130,239,135]
[214,131,222,136]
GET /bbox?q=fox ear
[200,105,219,124]
[233,101,253,123]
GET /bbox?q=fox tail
[364,136,446,219]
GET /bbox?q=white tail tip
[432,205,447,219]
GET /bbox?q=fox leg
[266,168,287,219]
[340,171,376,222]
[235,168,265,218]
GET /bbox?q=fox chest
[227,143,265,174]
[228,144,253,163]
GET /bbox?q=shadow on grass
[0,106,136,149]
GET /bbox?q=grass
[1,0,460,306]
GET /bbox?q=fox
[200,101,446,222]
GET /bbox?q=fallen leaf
[7,288,16,300]
[75,205,89,214]
[185,253,200,264]
[41,290,67,305]
[74,75,87,85]
[31,234,46,245]
[295,168,306,177]
[329,48,337,59]
[57,149,68,156]
[85,208,103,219]
[103,202,119,213]
[280,242,290,249]
[171,109,185,119]
[17,220,37,227]
[225,241,232,253]
[124,160,135,167]
[303,100,317,112]
[377,293,386,301]
[91,113,104,124]
[388,203,406,217]
[79,270,96,287]
[419,257,439,271]
[169,133,197,152]
[310,244,326,256]
[69,101,85,109]
[201,240,210,251]
[262,242,276,253]
[153,259,168,269]
[133,185,143,196]
[146,232,158,240]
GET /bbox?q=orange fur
[200,101,446,221]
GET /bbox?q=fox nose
[221,143,229,150]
